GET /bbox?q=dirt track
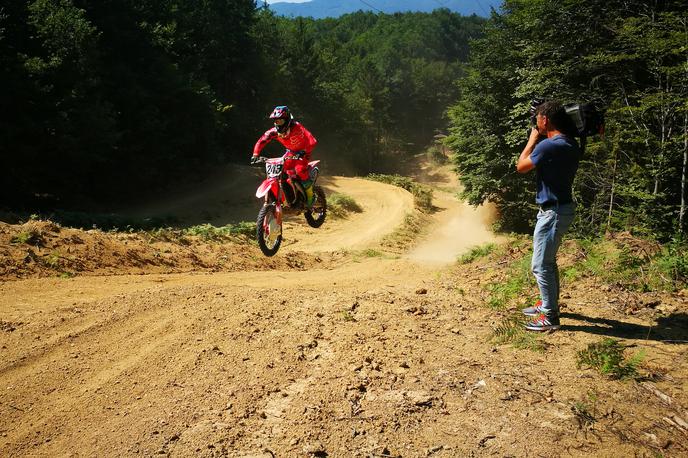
[1,167,687,457]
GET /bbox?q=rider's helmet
[269,105,293,134]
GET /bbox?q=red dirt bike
[252,154,327,256]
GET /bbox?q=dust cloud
[406,193,502,265]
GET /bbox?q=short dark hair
[535,100,569,131]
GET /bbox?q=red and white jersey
[252,121,317,160]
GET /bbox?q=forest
[447,0,687,240]
[1,1,483,210]
[1,0,686,241]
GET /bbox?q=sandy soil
[1,165,687,457]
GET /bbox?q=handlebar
[250,156,268,166]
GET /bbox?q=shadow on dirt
[561,312,688,343]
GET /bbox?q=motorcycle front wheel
[305,185,327,228]
[257,204,282,256]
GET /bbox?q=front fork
[264,187,284,226]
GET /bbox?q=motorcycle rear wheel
[257,204,282,256]
[305,185,327,228]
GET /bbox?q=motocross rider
[251,106,318,207]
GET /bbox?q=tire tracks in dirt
[0,171,501,456]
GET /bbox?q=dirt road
[1,169,687,457]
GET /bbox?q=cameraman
[516,100,581,332]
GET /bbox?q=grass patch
[571,391,598,431]
[45,251,62,268]
[562,236,687,292]
[361,249,383,257]
[485,254,535,310]
[147,222,255,243]
[184,222,255,240]
[649,239,688,290]
[380,211,431,253]
[366,173,434,212]
[327,193,363,219]
[34,210,179,231]
[426,145,448,165]
[491,314,546,352]
[350,248,395,262]
[10,230,44,246]
[562,238,610,282]
[576,338,645,380]
[458,243,496,264]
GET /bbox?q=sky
[264,0,311,3]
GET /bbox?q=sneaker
[522,299,543,316]
[525,313,560,332]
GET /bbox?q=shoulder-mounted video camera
[529,97,605,139]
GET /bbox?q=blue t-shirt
[530,134,581,205]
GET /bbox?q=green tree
[446,0,688,239]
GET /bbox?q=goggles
[274,118,286,126]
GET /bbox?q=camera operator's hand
[517,128,542,174]
[528,127,543,143]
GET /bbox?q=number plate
[265,162,283,178]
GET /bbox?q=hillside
[269,0,501,18]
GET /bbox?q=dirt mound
[0,221,338,280]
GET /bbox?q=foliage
[427,145,448,165]
[327,193,363,218]
[571,392,598,430]
[491,314,546,352]
[10,230,44,246]
[457,243,495,264]
[182,223,255,241]
[341,310,356,322]
[144,222,255,244]
[445,0,688,239]
[45,251,61,268]
[652,239,688,288]
[34,211,177,231]
[562,236,688,292]
[5,4,481,211]
[361,249,383,258]
[1,0,260,210]
[366,173,434,211]
[485,253,534,310]
[577,338,645,379]
[245,8,484,174]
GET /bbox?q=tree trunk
[607,145,619,233]
[680,110,687,233]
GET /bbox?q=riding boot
[302,179,315,207]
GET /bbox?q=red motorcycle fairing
[256,179,279,199]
